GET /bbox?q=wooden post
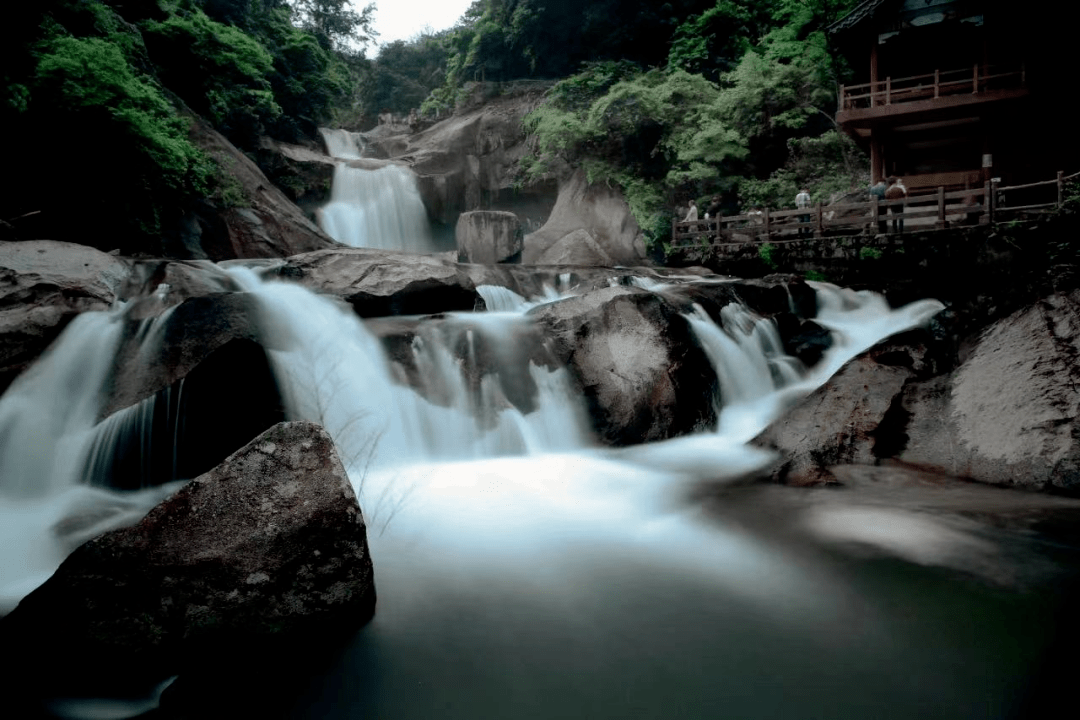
[671,217,677,246]
[870,136,883,184]
[973,63,979,93]
[870,43,879,108]
[937,186,946,229]
[885,76,891,105]
[839,84,846,110]
[988,179,997,224]
[934,68,940,98]
[1058,170,1065,206]
[763,207,771,240]
[816,203,824,238]
[871,195,880,234]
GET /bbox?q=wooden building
[830,0,1073,193]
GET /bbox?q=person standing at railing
[683,200,698,222]
[795,188,812,237]
[869,179,887,233]
[885,176,907,233]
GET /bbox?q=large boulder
[752,336,933,486]
[899,290,1080,490]
[528,286,716,444]
[535,228,615,266]
[456,210,523,264]
[372,91,553,228]
[281,247,481,317]
[0,421,376,698]
[523,170,648,266]
[0,241,130,393]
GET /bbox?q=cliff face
[365,89,557,237]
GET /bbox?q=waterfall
[5,268,1005,720]
[0,312,126,499]
[317,128,434,252]
[0,303,186,611]
[228,268,589,469]
[319,128,365,160]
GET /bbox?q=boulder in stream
[0,421,376,697]
[0,240,130,393]
[456,210,524,264]
[899,290,1080,491]
[529,286,716,444]
[281,247,481,317]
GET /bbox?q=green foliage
[758,242,778,269]
[142,9,281,145]
[286,0,378,51]
[358,33,451,117]
[859,246,883,261]
[525,65,749,248]
[804,269,826,282]
[28,33,216,239]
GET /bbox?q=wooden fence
[672,171,1078,249]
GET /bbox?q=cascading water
[317,128,434,252]
[1,266,1071,719]
[0,303,186,612]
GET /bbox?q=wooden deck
[671,172,1076,249]
[839,64,1025,114]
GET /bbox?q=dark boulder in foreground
[753,335,933,486]
[899,289,1080,491]
[755,290,1080,492]
[0,421,376,698]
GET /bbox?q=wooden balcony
[838,64,1028,126]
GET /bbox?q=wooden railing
[839,64,1025,111]
[671,171,1077,249]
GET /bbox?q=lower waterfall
[0,270,1070,719]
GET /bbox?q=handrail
[671,170,1071,249]
[840,64,1025,110]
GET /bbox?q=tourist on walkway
[683,200,698,222]
[869,179,887,233]
[795,188,812,237]
[704,196,722,220]
[885,176,907,233]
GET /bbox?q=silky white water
[317,128,434,252]
[7,269,1068,719]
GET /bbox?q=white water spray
[317,129,434,252]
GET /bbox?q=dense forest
[1,0,866,253]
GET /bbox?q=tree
[287,0,377,51]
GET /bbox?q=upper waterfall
[317,128,435,253]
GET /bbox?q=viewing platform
[671,171,1075,250]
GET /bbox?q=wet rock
[753,337,931,486]
[105,293,266,416]
[0,421,376,697]
[529,286,716,444]
[371,91,551,227]
[185,113,338,260]
[899,290,1080,491]
[535,228,615,266]
[0,241,130,393]
[456,210,523,264]
[282,247,481,317]
[523,170,648,266]
[92,338,287,490]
